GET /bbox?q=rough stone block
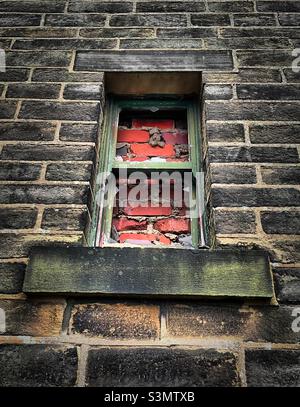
[0,184,89,204]
[204,84,233,100]
[0,1,66,13]
[0,300,65,336]
[206,102,300,121]
[273,268,300,303]
[45,14,106,27]
[0,233,82,259]
[13,38,117,50]
[0,102,17,119]
[79,27,155,38]
[32,68,104,82]
[157,27,216,38]
[6,51,72,67]
[214,210,256,234]
[208,146,299,163]
[0,263,25,294]
[45,163,92,181]
[0,208,37,229]
[166,304,300,343]
[68,1,133,13]
[109,14,187,27]
[0,345,78,387]
[0,68,30,82]
[208,1,254,12]
[191,13,230,26]
[257,1,300,12]
[233,13,277,26]
[137,1,206,13]
[41,208,87,231]
[210,165,256,184]
[6,83,61,99]
[59,123,98,142]
[0,122,55,141]
[246,350,300,387]
[206,123,245,142]
[86,348,240,386]
[261,166,300,185]
[261,211,300,234]
[0,163,41,181]
[70,302,160,339]
[212,187,300,207]
[237,84,300,100]
[1,144,94,161]
[249,124,300,144]
[0,14,41,27]
[63,83,103,100]
[19,101,100,121]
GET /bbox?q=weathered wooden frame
[88,96,208,248]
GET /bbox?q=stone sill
[23,247,275,301]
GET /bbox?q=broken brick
[113,218,147,231]
[163,131,188,145]
[158,235,172,245]
[124,239,153,245]
[175,144,189,158]
[132,119,174,130]
[118,129,149,143]
[154,218,190,234]
[112,112,191,248]
[119,233,171,245]
[131,143,174,157]
[124,205,172,216]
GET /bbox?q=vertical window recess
[89,96,208,249]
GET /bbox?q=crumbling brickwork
[0,0,299,387]
[114,116,191,246]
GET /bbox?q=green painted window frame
[88,95,208,249]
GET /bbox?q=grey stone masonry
[0,0,299,388]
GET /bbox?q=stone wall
[0,0,299,387]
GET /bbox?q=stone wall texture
[0,0,299,387]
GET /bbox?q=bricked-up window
[89,97,208,249]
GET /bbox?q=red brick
[163,131,188,145]
[154,218,190,234]
[132,119,174,130]
[113,218,147,231]
[158,235,172,245]
[118,129,149,143]
[131,143,174,157]
[119,233,171,245]
[124,205,172,216]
